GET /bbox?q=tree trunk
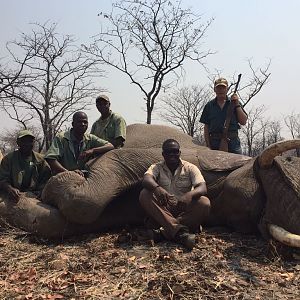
[146,105,152,124]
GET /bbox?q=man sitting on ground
[139,139,211,250]
[0,130,51,202]
[45,111,114,176]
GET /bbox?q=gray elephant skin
[0,124,299,247]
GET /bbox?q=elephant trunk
[268,224,300,248]
[258,139,300,168]
[42,149,161,224]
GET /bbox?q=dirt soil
[0,226,299,300]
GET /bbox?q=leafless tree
[265,120,283,145]
[209,60,271,108]
[240,105,267,156]
[252,119,283,155]
[160,85,212,138]
[85,0,213,124]
[0,22,103,150]
[240,105,283,156]
[0,57,30,95]
[284,112,300,156]
[160,61,270,144]
[0,125,43,154]
[284,112,300,139]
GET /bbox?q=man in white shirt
[139,139,210,250]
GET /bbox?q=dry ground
[0,225,299,300]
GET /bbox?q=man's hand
[178,192,193,203]
[176,192,193,210]
[153,186,177,206]
[231,93,239,106]
[7,185,22,203]
[78,149,94,160]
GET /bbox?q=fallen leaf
[138,264,148,269]
[128,256,136,261]
[59,253,69,260]
[47,294,65,299]
[27,268,37,281]
[172,283,184,293]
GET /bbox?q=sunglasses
[163,149,180,155]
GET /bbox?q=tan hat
[17,129,35,139]
[214,78,228,88]
[96,94,110,103]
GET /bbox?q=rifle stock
[219,137,229,152]
[218,74,242,152]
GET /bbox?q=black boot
[175,227,196,250]
[147,228,165,242]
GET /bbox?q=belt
[209,131,238,139]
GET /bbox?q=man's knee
[139,188,153,206]
[198,196,211,212]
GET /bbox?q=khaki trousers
[139,189,211,240]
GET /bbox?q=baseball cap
[214,78,228,88]
[17,130,35,139]
[96,94,110,103]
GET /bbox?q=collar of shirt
[63,128,91,142]
[161,158,184,177]
[100,110,113,121]
[213,96,230,106]
[17,150,44,164]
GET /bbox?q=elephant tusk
[258,139,300,168]
[268,224,300,248]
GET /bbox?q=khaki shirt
[0,150,51,191]
[45,129,108,171]
[91,111,126,147]
[145,159,205,196]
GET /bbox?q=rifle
[219,74,242,152]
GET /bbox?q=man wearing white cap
[200,78,248,154]
[91,94,126,148]
[0,130,51,202]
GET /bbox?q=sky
[0,0,299,134]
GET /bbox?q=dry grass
[0,226,299,299]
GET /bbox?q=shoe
[147,228,165,242]
[175,229,196,250]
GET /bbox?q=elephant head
[256,140,300,247]
[215,139,300,247]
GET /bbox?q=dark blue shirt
[200,97,241,133]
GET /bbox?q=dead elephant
[0,124,299,248]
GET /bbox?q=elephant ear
[275,156,300,196]
[197,149,251,171]
[261,156,300,235]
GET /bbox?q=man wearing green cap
[91,94,126,148]
[0,130,51,202]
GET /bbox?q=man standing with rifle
[200,76,248,154]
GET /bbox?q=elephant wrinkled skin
[0,124,300,247]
